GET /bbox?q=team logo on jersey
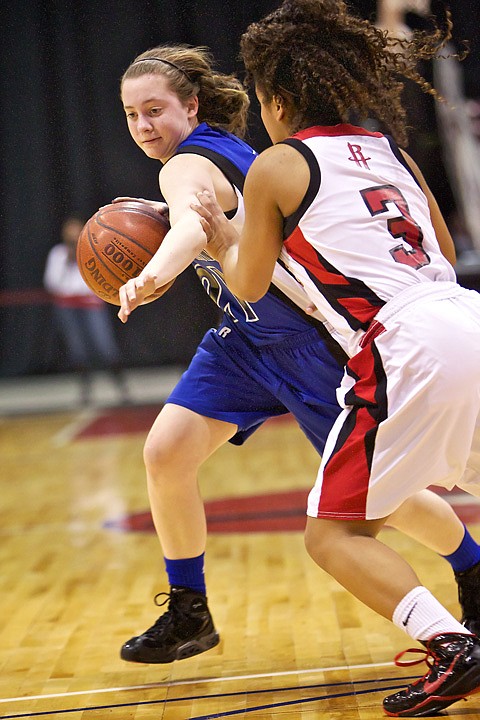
[347,142,371,169]
[194,261,259,323]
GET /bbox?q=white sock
[392,586,471,642]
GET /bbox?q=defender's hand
[191,190,238,262]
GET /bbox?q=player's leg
[269,327,480,632]
[388,489,466,555]
[145,404,235,561]
[305,515,459,621]
[305,515,480,717]
[385,293,480,644]
[388,489,480,633]
[121,326,291,664]
[306,295,480,716]
[453,413,480,635]
[121,403,235,664]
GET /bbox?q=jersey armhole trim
[278,138,321,238]
[385,135,422,189]
[175,144,246,192]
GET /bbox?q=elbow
[222,263,271,303]
[244,289,268,303]
[230,280,269,304]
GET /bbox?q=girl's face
[255,86,291,144]
[122,74,198,163]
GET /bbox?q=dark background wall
[0,0,477,376]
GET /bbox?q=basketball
[76,200,170,305]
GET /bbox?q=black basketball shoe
[383,633,480,716]
[455,560,480,635]
[120,587,220,663]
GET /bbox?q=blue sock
[164,553,206,595]
[442,525,480,573]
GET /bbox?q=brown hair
[121,44,249,137]
[240,0,459,146]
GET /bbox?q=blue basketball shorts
[166,324,343,455]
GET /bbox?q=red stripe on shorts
[317,342,386,518]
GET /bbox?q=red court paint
[104,487,480,534]
[104,488,310,534]
[76,409,480,533]
[75,405,160,438]
[75,405,295,439]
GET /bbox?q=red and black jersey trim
[279,138,321,238]
[268,261,349,367]
[294,124,384,140]
[339,341,388,473]
[384,135,422,189]
[285,226,385,331]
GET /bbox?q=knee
[304,518,333,570]
[143,429,183,479]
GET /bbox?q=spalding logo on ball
[76,201,170,305]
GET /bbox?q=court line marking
[51,409,99,447]
[188,683,408,720]
[0,660,398,704]
[0,676,418,719]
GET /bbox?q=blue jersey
[167,123,347,452]
[175,123,344,359]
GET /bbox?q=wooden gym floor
[2,377,480,720]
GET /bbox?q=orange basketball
[76,201,170,305]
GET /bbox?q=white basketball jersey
[279,124,456,356]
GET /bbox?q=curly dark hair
[240,0,458,146]
[121,44,249,137]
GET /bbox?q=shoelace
[154,592,171,608]
[142,592,175,638]
[392,645,469,707]
[393,647,436,686]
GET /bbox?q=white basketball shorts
[307,282,480,520]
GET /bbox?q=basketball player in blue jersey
[117,44,480,678]
[189,2,480,716]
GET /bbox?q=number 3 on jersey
[361,184,430,269]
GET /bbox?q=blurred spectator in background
[376,0,430,37]
[43,214,129,405]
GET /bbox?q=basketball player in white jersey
[191,0,480,716]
